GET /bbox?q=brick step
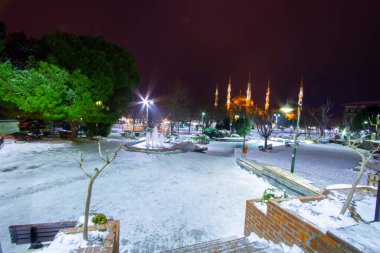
[161,236,269,253]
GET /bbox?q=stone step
[161,236,269,253]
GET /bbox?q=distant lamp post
[281,80,304,174]
[201,112,206,134]
[273,113,281,127]
[142,98,154,131]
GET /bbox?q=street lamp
[201,112,206,134]
[142,98,153,131]
[281,80,304,174]
[273,113,281,127]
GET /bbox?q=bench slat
[9,221,77,244]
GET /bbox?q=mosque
[213,72,271,116]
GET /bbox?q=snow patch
[330,222,380,253]
[247,232,304,252]
[254,202,268,214]
[42,230,108,253]
[280,196,357,233]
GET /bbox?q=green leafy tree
[43,33,140,134]
[235,116,252,137]
[1,32,48,69]
[0,61,104,139]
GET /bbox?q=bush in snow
[91,213,108,225]
[192,134,210,144]
[203,127,223,139]
[262,188,288,204]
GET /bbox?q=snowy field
[0,140,272,253]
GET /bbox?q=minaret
[226,75,231,110]
[246,72,252,111]
[265,79,270,113]
[214,82,219,108]
[298,77,304,107]
[246,72,252,101]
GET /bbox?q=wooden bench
[9,221,76,248]
[259,144,272,151]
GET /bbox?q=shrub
[261,188,288,204]
[203,127,228,139]
[192,134,210,144]
[91,213,108,225]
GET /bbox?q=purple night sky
[1,0,379,108]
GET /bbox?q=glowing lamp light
[142,99,153,106]
[280,105,294,114]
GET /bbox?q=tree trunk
[84,177,96,240]
[188,118,192,134]
[70,122,78,141]
[52,122,55,135]
[264,136,268,149]
[132,118,135,132]
[340,159,367,215]
[319,128,324,139]
[177,122,180,135]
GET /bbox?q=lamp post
[291,81,304,173]
[281,80,304,174]
[201,112,206,134]
[142,98,153,132]
[273,113,280,127]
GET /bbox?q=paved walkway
[206,140,364,188]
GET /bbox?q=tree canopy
[235,116,252,137]
[0,61,103,122]
[43,33,140,122]
[0,23,140,136]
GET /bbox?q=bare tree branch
[98,142,107,162]
[75,154,92,179]
[340,134,378,215]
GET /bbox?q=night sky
[1,0,379,109]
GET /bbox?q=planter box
[244,196,343,253]
[59,220,120,253]
[245,186,376,253]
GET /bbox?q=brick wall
[60,220,120,253]
[244,197,346,253]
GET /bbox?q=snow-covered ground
[0,140,273,253]
[205,135,366,188]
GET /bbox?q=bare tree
[309,99,333,139]
[76,143,123,240]
[340,136,379,215]
[164,80,188,135]
[255,113,274,149]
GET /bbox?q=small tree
[255,113,274,149]
[340,136,379,215]
[309,99,333,139]
[76,142,123,240]
[235,116,253,148]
